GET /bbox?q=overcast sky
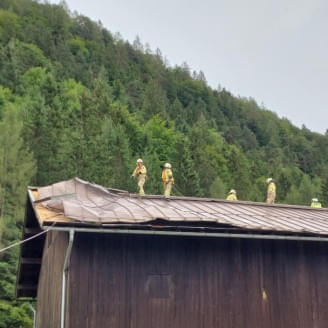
[51,0,328,134]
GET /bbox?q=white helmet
[136,158,143,163]
[229,189,236,194]
[312,198,318,202]
[266,177,273,184]
[164,163,171,168]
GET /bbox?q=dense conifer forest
[0,0,328,325]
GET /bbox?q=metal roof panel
[32,178,328,235]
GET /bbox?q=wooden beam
[21,258,41,265]
[17,284,37,290]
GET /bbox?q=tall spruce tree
[0,104,35,218]
[172,135,201,196]
[321,175,328,207]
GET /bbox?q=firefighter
[266,178,276,204]
[162,163,174,198]
[226,189,237,201]
[131,159,147,195]
[311,198,322,208]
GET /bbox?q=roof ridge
[124,193,328,211]
[28,177,327,212]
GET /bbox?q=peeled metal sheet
[34,178,328,235]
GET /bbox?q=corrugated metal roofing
[30,177,328,235]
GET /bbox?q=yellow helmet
[164,163,171,168]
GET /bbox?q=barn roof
[17,177,328,298]
[31,177,328,235]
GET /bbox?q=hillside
[0,0,328,326]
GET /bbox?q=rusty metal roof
[30,177,328,235]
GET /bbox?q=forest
[0,0,328,326]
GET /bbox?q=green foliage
[142,80,169,120]
[285,175,321,205]
[189,117,229,196]
[68,37,89,57]
[94,118,133,190]
[0,103,36,218]
[0,10,21,43]
[209,177,227,199]
[0,217,32,327]
[321,175,328,207]
[0,40,49,90]
[144,116,177,162]
[225,145,251,200]
[0,301,33,328]
[172,135,201,196]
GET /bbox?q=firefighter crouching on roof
[311,198,322,208]
[226,189,237,201]
[162,163,174,198]
[266,178,276,204]
[131,159,147,195]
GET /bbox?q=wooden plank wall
[66,233,328,328]
[36,231,68,328]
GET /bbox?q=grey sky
[52,0,328,134]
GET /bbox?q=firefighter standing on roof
[311,198,322,208]
[226,189,237,201]
[131,159,147,195]
[162,163,174,198]
[266,178,276,204]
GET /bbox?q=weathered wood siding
[36,231,68,328]
[67,233,328,328]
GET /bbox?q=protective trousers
[138,175,146,195]
[267,191,276,204]
[164,181,173,198]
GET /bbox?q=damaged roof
[31,177,328,235]
[17,177,328,298]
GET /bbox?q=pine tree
[20,67,58,185]
[188,117,230,196]
[321,176,328,207]
[209,177,227,199]
[0,105,35,219]
[172,136,201,196]
[285,185,302,205]
[88,117,133,191]
[142,80,169,120]
[225,145,251,200]
[298,175,321,205]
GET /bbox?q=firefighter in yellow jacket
[311,198,322,208]
[226,189,237,201]
[162,163,174,198]
[266,178,276,204]
[131,159,147,195]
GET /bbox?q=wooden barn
[17,178,328,328]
